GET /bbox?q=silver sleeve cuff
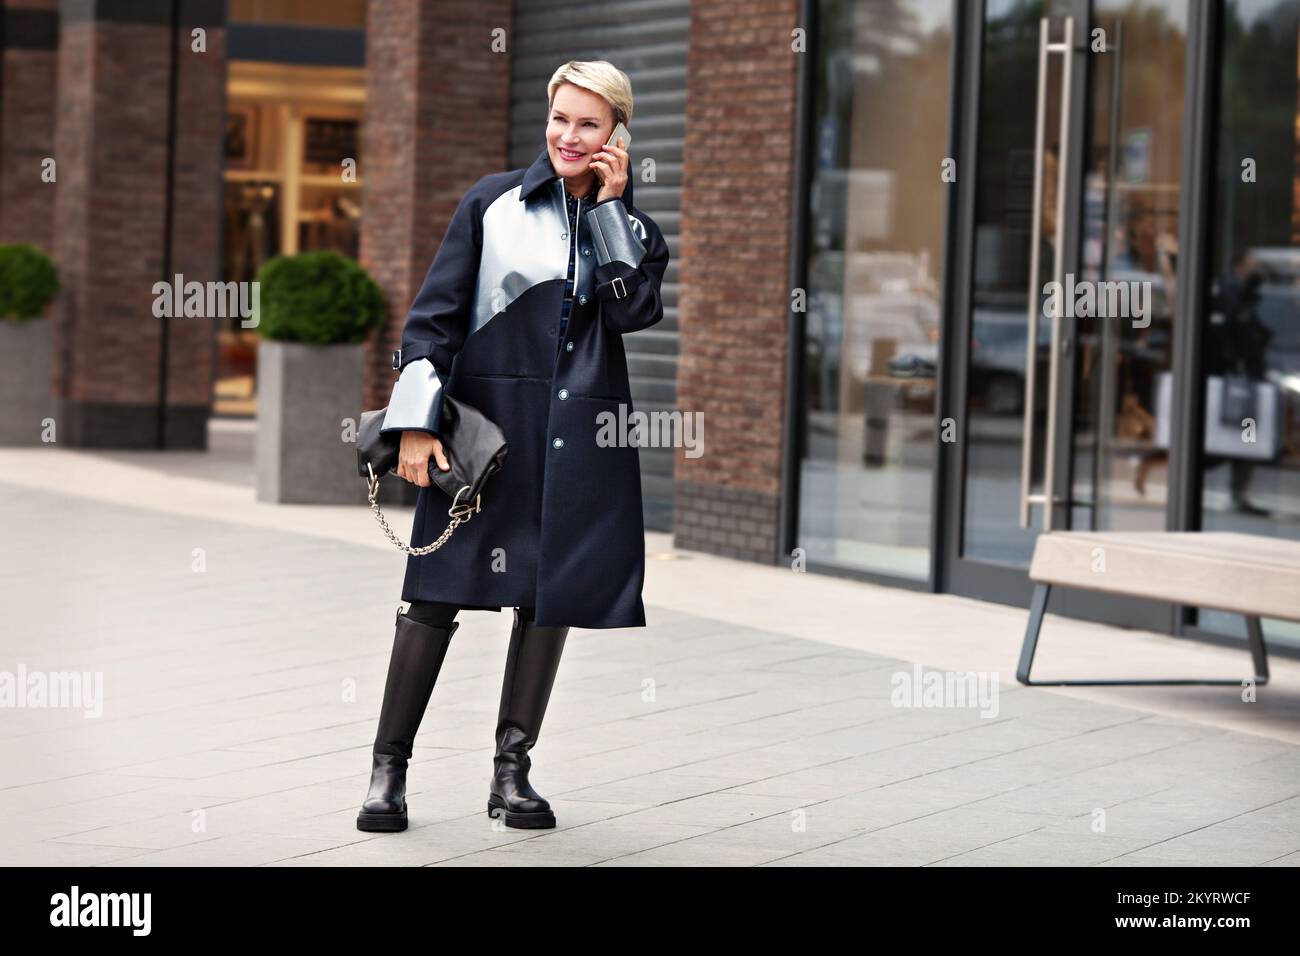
[586,200,646,269]
[380,357,444,435]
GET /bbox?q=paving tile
[4,472,1299,867]
[436,814,714,867]
[761,804,1055,866]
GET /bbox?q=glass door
[1194,0,1300,649]
[942,0,1190,627]
[1072,1,1187,539]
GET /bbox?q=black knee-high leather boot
[487,608,569,829]
[357,606,459,832]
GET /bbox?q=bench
[1015,531,1297,686]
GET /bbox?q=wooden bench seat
[1016,531,1299,686]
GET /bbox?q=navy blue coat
[379,146,669,628]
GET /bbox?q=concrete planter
[0,318,55,445]
[256,339,369,504]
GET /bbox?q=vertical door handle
[1019,15,1075,530]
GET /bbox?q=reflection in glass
[1073,1,1186,533]
[1198,0,1300,642]
[960,0,1069,564]
[797,0,952,579]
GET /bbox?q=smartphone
[605,121,631,150]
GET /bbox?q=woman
[357,60,669,833]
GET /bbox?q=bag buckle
[447,484,481,520]
[391,348,402,370]
[610,276,628,300]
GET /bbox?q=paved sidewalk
[0,420,1297,867]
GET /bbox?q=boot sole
[356,811,408,832]
[486,795,555,829]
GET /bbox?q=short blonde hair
[546,60,633,129]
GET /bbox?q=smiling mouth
[558,147,585,160]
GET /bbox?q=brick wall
[0,0,58,250]
[359,0,513,414]
[165,5,226,426]
[49,0,225,448]
[52,18,169,420]
[674,0,801,562]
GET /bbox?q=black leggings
[405,601,535,629]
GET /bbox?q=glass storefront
[795,0,1300,648]
[796,0,954,580]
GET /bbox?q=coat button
[578,294,588,306]
[561,232,568,240]
[565,341,574,352]
[552,437,564,449]
[558,388,569,400]
[582,247,591,255]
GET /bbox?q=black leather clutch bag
[356,394,509,555]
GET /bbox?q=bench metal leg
[1016,583,1271,687]
[1015,583,1051,685]
[1245,615,1270,684]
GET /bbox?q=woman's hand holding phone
[591,123,631,203]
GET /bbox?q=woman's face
[546,83,615,185]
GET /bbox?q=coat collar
[520,144,634,209]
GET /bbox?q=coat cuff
[593,261,646,302]
[586,198,646,269]
[380,357,444,436]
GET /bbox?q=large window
[796,0,954,580]
[214,3,367,417]
[216,59,365,417]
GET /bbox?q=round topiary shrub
[255,250,386,344]
[0,243,60,322]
